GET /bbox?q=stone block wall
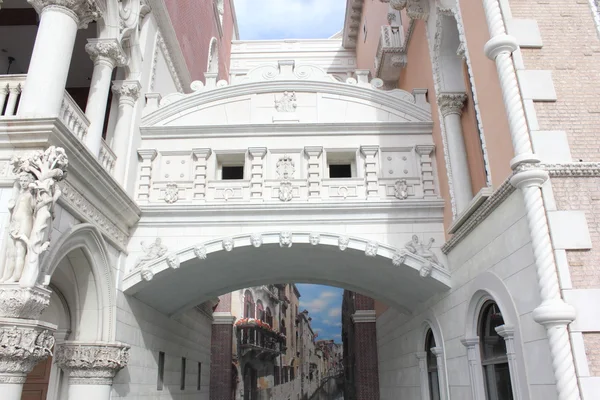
[112,293,212,399]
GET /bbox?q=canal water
[309,379,344,400]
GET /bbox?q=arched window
[244,291,254,318]
[256,301,264,321]
[265,307,273,327]
[478,301,513,400]
[207,37,219,74]
[425,329,441,400]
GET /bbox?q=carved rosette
[437,92,467,117]
[85,39,127,67]
[0,285,51,319]
[28,0,102,28]
[55,342,130,385]
[0,322,55,383]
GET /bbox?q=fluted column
[482,0,580,398]
[84,39,127,157]
[55,342,129,400]
[111,80,141,184]
[438,92,472,214]
[19,0,101,117]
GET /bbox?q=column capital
[29,0,102,28]
[0,319,56,383]
[85,38,127,67]
[430,346,444,357]
[437,92,467,117]
[495,324,515,339]
[55,342,130,385]
[112,80,142,106]
[460,336,480,348]
[415,144,435,156]
[0,284,52,319]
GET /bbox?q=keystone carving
[0,147,68,288]
[55,342,130,385]
[309,233,321,246]
[133,238,167,270]
[338,236,350,251]
[222,238,234,252]
[0,324,55,383]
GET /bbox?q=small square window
[157,351,165,391]
[329,164,352,178]
[222,165,244,180]
[197,362,202,390]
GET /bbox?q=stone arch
[207,37,219,74]
[464,271,531,400]
[417,310,449,400]
[433,9,466,93]
[41,223,115,342]
[123,231,451,317]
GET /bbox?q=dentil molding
[55,342,130,385]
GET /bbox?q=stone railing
[375,25,407,82]
[0,74,26,116]
[99,138,117,174]
[59,90,90,142]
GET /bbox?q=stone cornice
[213,312,236,325]
[0,118,140,251]
[141,122,434,139]
[351,310,376,323]
[85,38,127,67]
[29,0,102,28]
[442,175,516,254]
[342,0,364,49]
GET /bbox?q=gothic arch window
[207,37,219,74]
[244,291,254,318]
[478,301,513,400]
[256,300,264,321]
[425,329,441,400]
[265,307,273,327]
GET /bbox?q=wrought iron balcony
[236,321,286,360]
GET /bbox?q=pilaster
[304,146,323,200]
[192,148,212,202]
[415,145,436,197]
[136,149,157,203]
[496,325,521,400]
[248,147,267,201]
[461,337,485,400]
[415,351,430,400]
[360,146,380,199]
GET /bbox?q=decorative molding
[166,253,180,269]
[133,238,168,270]
[59,180,129,248]
[164,182,179,204]
[193,244,207,260]
[309,233,321,246]
[213,312,236,325]
[29,0,101,28]
[0,285,51,319]
[442,176,516,254]
[250,233,263,248]
[342,0,364,49]
[394,179,409,200]
[55,342,130,385]
[112,80,142,105]
[0,320,55,382]
[154,32,185,93]
[85,38,127,67]
[392,251,406,267]
[279,232,292,248]
[544,162,600,177]
[365,242,379,257]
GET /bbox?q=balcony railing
[236,324,285,359]
[0,74,117,177]
[374,25,407,82]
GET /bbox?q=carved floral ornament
[385,0,429,20]
[0,324,55,381]
[85,39,128,67]
[55,342,130,385]
[129,233,444,283]
[0,147,68,289]
[28,0,102,28]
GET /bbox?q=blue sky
[233,0,346,40]
[297,284,343,343]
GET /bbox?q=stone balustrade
[59,90,90,142]
[0,74,25,117]
[99,139,117,174]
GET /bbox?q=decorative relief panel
[381,149,416,178]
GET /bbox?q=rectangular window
[197,362,202,391]
[222,165,244,180]
[274,366,280,386]
[329,164,352,178]
[326,151,356,178]
[157,351,165,391]
[181,357,186,390]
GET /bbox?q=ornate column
[437,92,472,214]
[4,83,21,116]
[112,80,142,183]
[360,145,379,199]
[136,149,157,203]
[0,147,69,400]
[248,147,267,201]
[496,325,521,400]
[84,38,127,157]
[415,351,430,400]
[304,146,323,201]
[19,0,101,117]
[482,0,580,398]
[55,342,129,400]
[192,148,212,201]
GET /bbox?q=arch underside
[124,235,451,316]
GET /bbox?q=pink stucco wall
[355,0,390,75]
[163,0,235,82]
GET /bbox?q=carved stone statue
[279,232,292,248]
[134,238,167,270]
[0,147,68,288]
[404,235,439,265]
[250,234,263,248]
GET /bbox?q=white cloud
[333,334,342,339]
[233,0,346,40]
[300,290,341,313]
[328,308,341,318]
[322,319,342,327]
